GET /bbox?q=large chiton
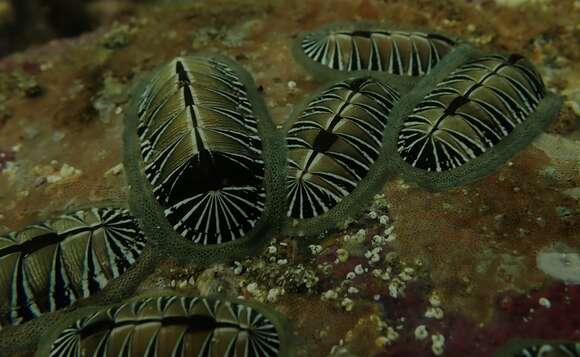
[0,208,146,327]
[41,295,293,357]
[124,55,285,262]
[294,22,457,81]
[391,53,562,188]
[285,76,399,234]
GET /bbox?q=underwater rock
[0,1,579,356]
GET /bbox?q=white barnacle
[429,292,442,307]
[267,287,285,302]
[321,289,339,300]
[414,325,428,340]
[233,261,244,275]
[308,244,322,255]
[431,333,445,356]
[372,234,386,246]
[539,297,551,308]
[341,297,354,311]
[347,286,359,295]
[336,248,349,263]
[425,307,444,319]
[388,282,399,298]
[379,215,390,225]
[246,282,260,296]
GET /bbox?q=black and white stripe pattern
[48,296,282,357]
[301,28,456,75]
[0,208,145,327]
[286,77,399,219]
[397,54,545,172]
[137,56,265,245]
[514,342,580,357]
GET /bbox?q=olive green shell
[123,54,287,264]
[383,50,562,190]
[36,293,295,357]
[284,75,399,236]
[0,207,146,327]
[0,207,155,356]
[293,21,461,86]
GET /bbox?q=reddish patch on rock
[378,283,580,357]
[0,150,14,170]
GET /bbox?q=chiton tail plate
[388,53,562,189]
[294,22,458,83]
[285,76,399,236]
[124,55,286,263]
[0,207,146,328]
[39,294,294,357]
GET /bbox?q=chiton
[44,295,291,357]
[397,53,547,173]
[286,76,399,220]
[0,207,146,327]
[135,56,267,246]
[296,23,457,78]
[493,340,580,357]
[513,343,580,357]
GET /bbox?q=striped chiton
[135,56,267,246]
[45,295,291,357]
[297,24,457,77]
[513,343,580,357]
[397,54,546,173]
[286,76,399,220]
[0,208,146,327]
[492,340,580,357]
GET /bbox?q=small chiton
[45,295,292,357]
[134,56,269,246]
[492,340,580,357]
[286,76,399,222]
[397,53,548,175]
[0,208,145,327]
[513,343,580,357]
[296,23,457,78]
